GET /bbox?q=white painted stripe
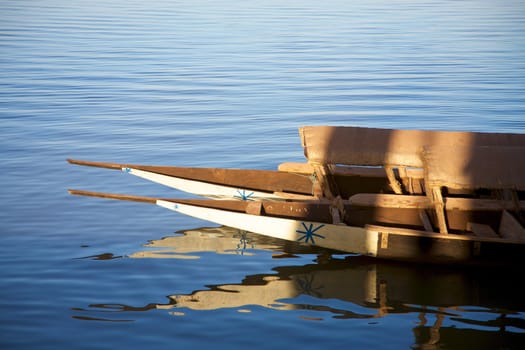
[156,200,379,256]
[122,167,283,200]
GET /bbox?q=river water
[1,0,524,349]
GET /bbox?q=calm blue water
[1,0,525,349]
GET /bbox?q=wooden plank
[329,165,390,178]
[278,162,400,178]
[432,187,448,234]
[277,162,314,174]
[385,165,403,194]
[348,193,431,209]
[245,201,262,215]
[445,197,525,211]
[423,145,525,191]
[499,210,525,241]
[348,193,525,211]
[312,164,337,199]
[365,224,511,242]
[299,126,525,168]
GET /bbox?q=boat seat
[422,145,525,234]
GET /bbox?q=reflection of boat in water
[166,256,525,316]
[129,225,334,259]
[75,226,525,348]
[132,226,523,312]
[167,260,525,348]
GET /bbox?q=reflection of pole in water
[235,230,254,255]
[413,307,455,350]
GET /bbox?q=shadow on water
[72,226,525,349]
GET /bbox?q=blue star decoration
[296,274,323,297]
[124,167,132,173]
[235,189,254,201]
[296,222,325,244]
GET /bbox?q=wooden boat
[68,188,525,265]
[68,125,525,265]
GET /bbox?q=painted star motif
[296,274,324,298]
[296,222,325,244]
[235,189,254,201]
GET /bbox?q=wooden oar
[67,159,124,170]
[68,189,158,203]
[67,189,255,213]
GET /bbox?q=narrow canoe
[68,189,525,266]
[67,159,398,200]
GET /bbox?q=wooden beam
[348,193,430,209]
[347,193,525,211]
[385,165,403,194]
[277,162,314,174]
[432,187,448,234]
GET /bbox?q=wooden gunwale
[68,159,314,195]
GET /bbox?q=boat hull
[158,200,379,256]
[158,199,525,266]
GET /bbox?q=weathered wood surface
[68,159,314,195]
[299,125,525,167]
[421,145,525,234]
[349,193,525,211]
[422,145,525,191]
[366,224,525,265]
